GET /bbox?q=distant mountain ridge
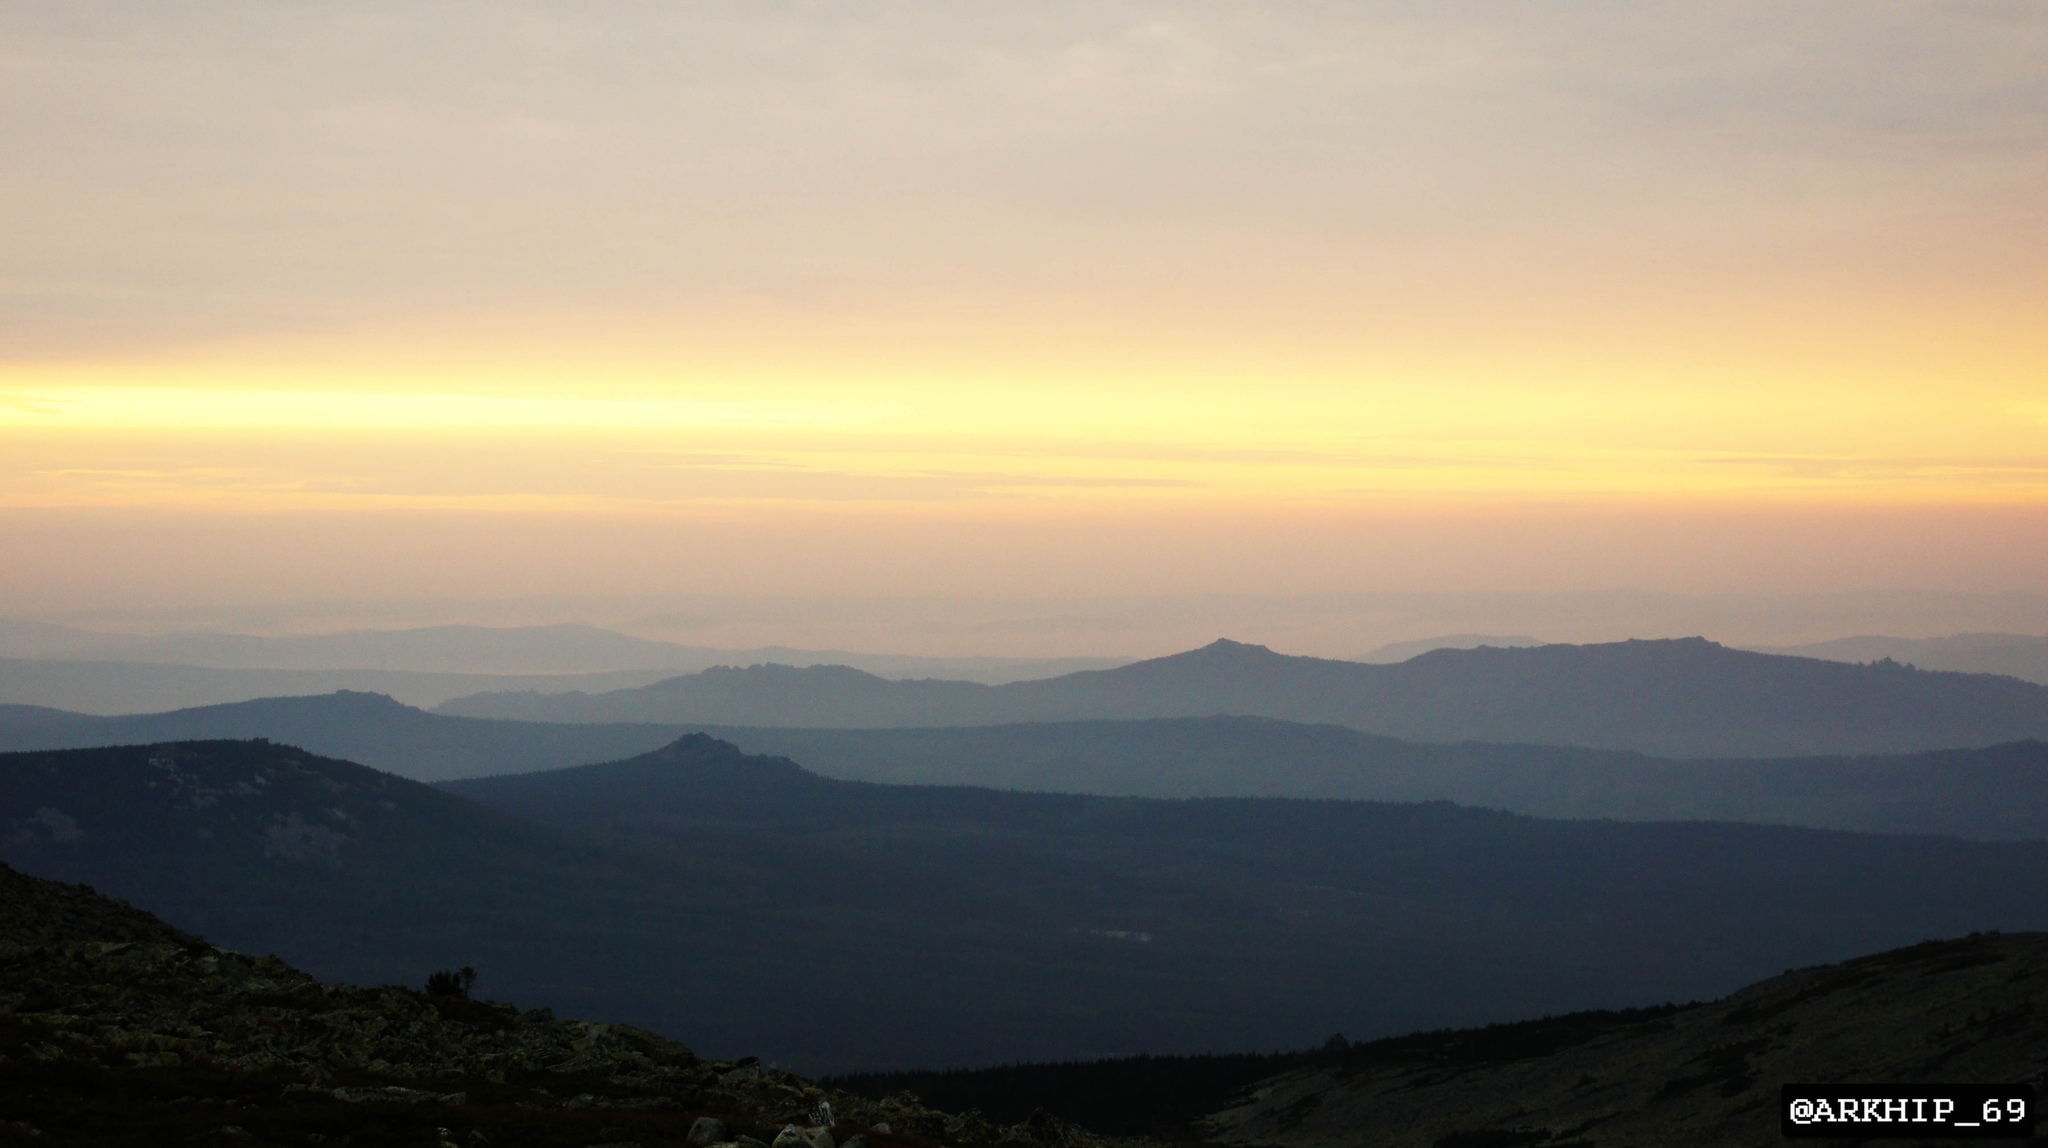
[439,636,2048,757]
[0,618,1123,682]
[1353,633,1543,663]
[1751,631,2048,685]
[0,691,686,780]
[0,655,686,713]
[11,691,2048,838]
[711,720,2048,841]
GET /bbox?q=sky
[3,2,2046,652]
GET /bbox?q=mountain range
[0,655,685,713]
[0,691,686,779]
[439,637,2048,757]
[13,735,2048,1072]
[9,690,2048,839]
[709,719,2048,840]
[0,619,1121,682]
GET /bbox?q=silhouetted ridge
[432,636,2048,755]
[0,691,692,781]
[442,733,829,826]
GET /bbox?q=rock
[946,1111,1000,1145]
[330,1084,469,1105]
[1001,1109,1070,1146]
[774,1126,834,1148]
[689,1116,730,1147]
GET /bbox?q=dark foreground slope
[16,736,2048,1072]
[832,932,2048,1147]
[0,691,687,780]
[711,719,2048,840]
[438,638,2048,757]
[0,862,1120,1148]
[1204,930,2048,1148]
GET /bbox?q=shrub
[425,966,477,1000]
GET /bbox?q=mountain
[0,861,1120,1148]
[14,692,2048,837]
[0,618,1121,683]
[442,662,990,726]
[0,655,685,713]
[1752,632,2048,685]
[0,691,688,780]
[706,719,2048,840]
[438,637,2048,757]
[1354,633,1544,663]
[17,736,2048,1072]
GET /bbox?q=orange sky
[2,2,2045,645]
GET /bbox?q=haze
[3,2,2045,652]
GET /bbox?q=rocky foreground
[0,861,1129,1148]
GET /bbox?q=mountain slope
[437,637,2048,756]
[19,736,2048,1072]
[0,861,1120,1148]
[707,719,2048,840]
[1204,930,2048,1148]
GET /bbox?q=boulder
[774,1125,834,1148]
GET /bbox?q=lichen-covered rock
[773,1123,833,1148]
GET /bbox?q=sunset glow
[4,2,2045,637]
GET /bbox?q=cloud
[1,1,2041,357]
